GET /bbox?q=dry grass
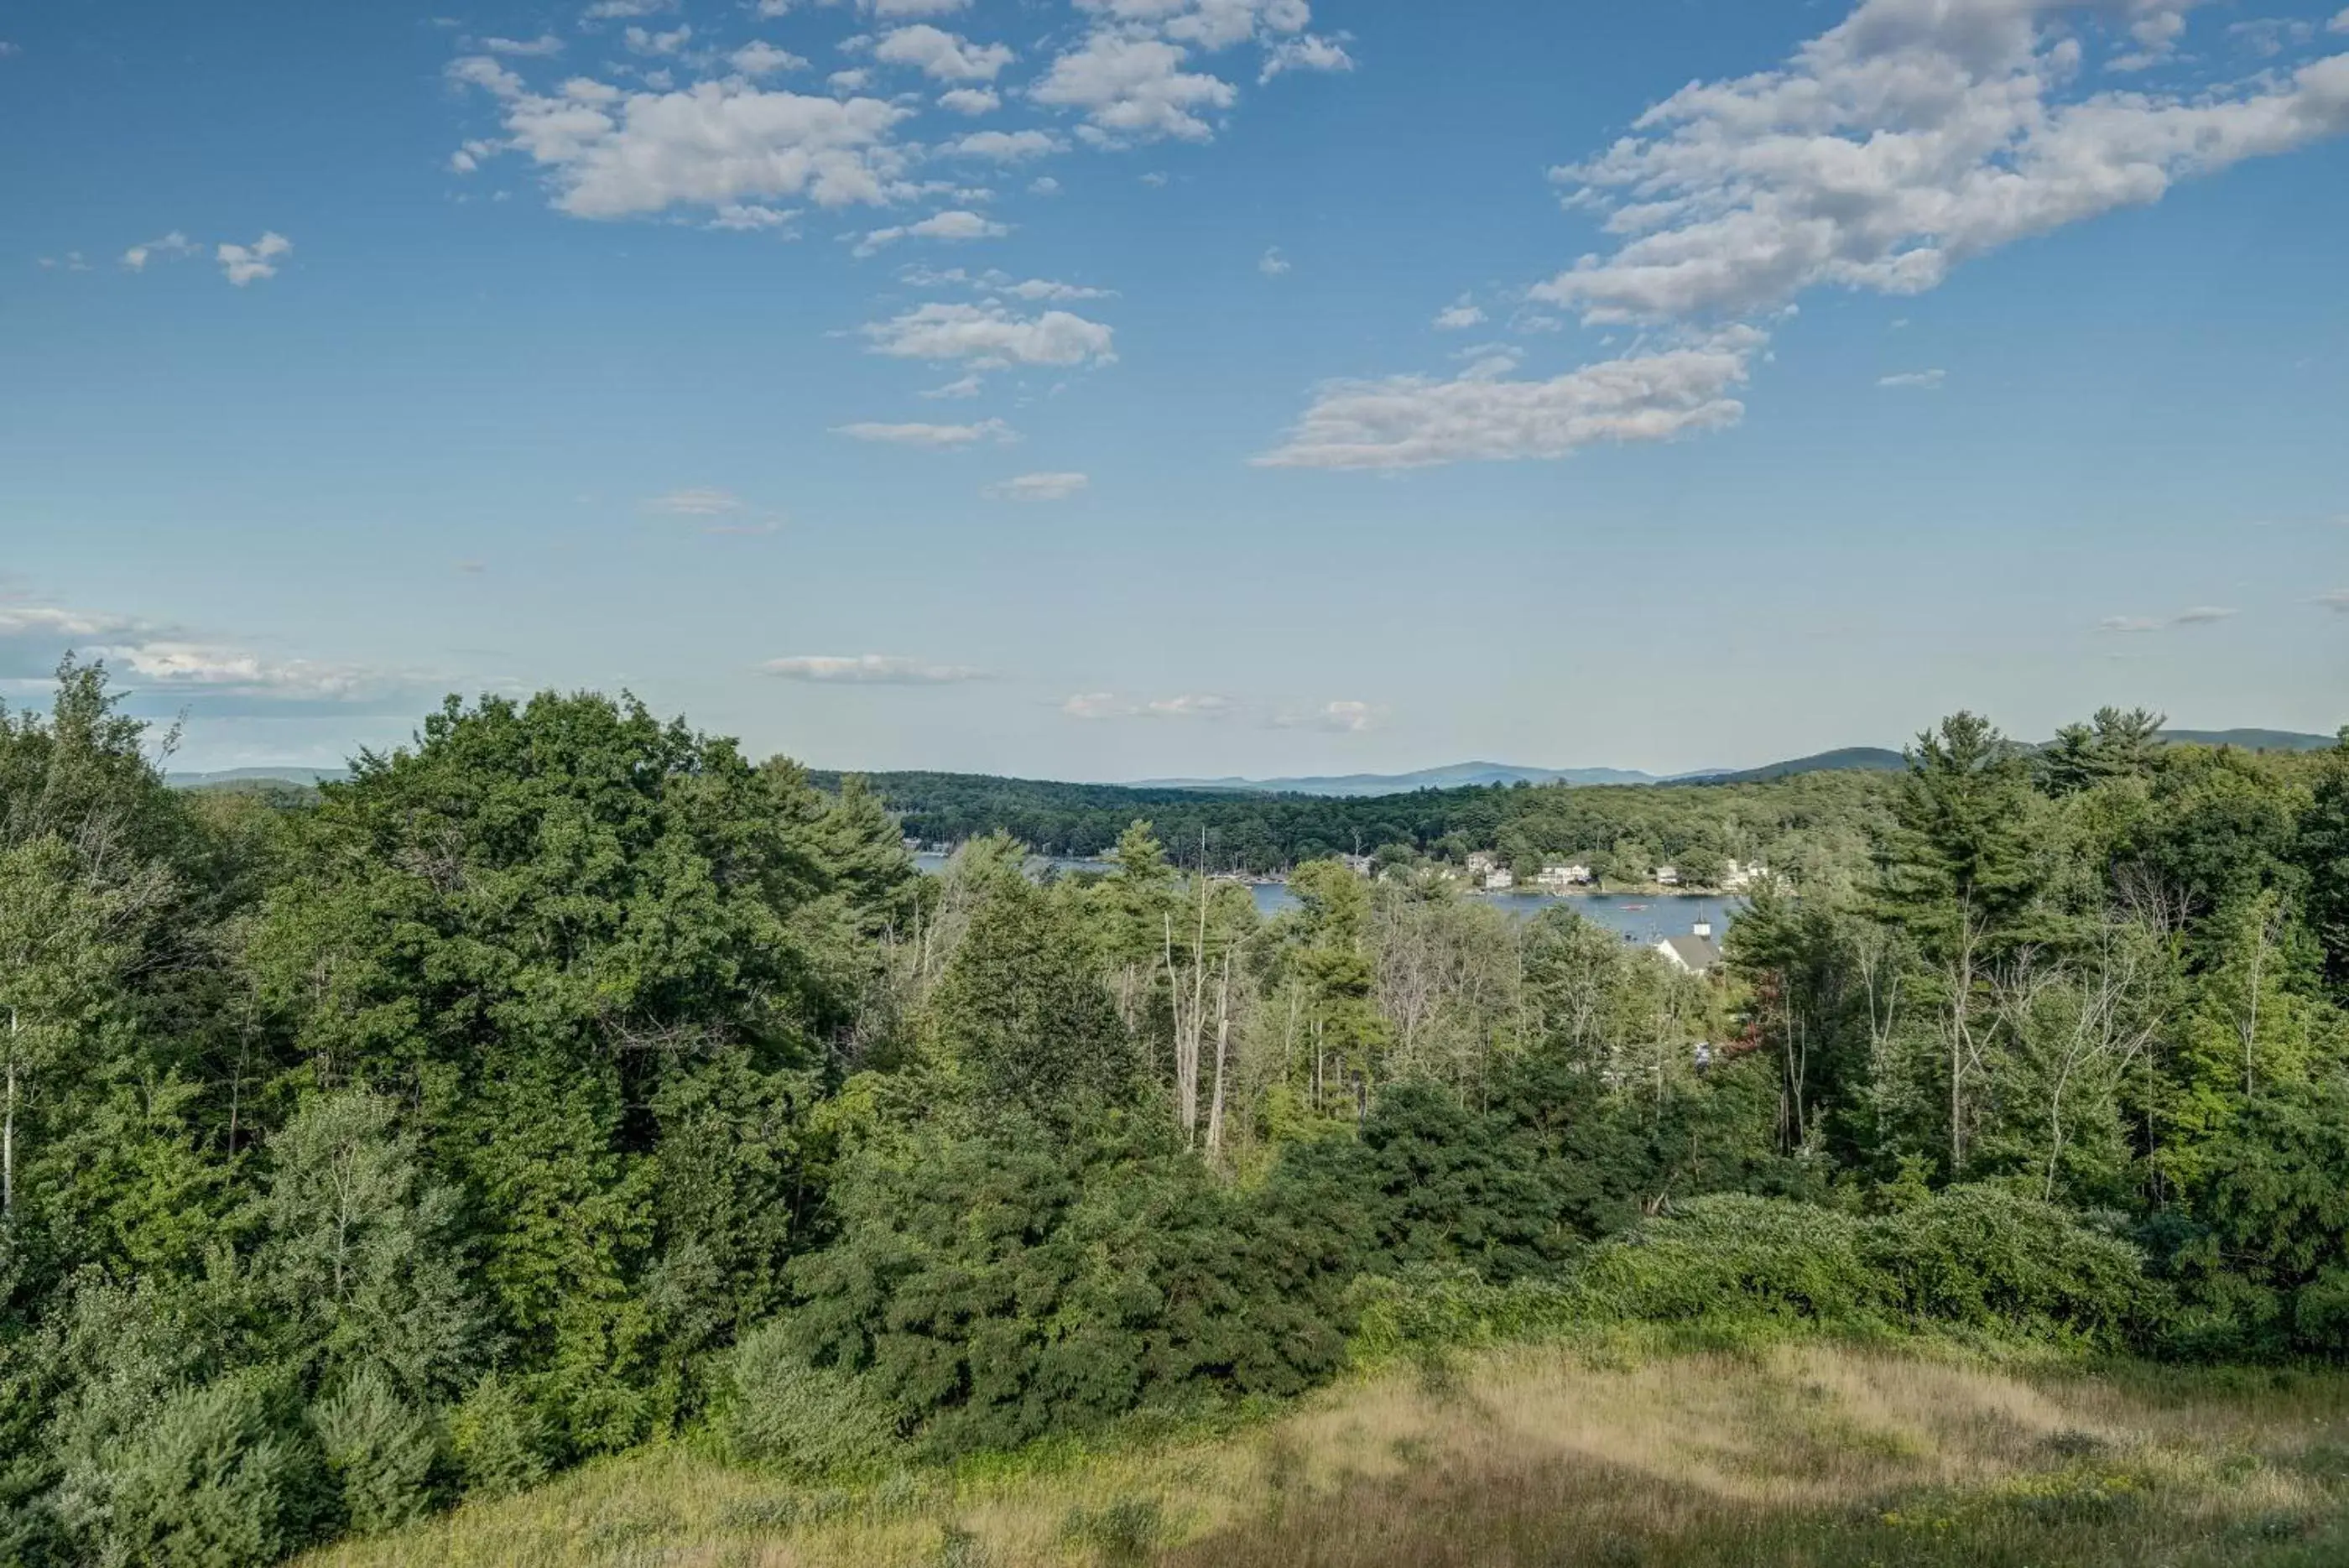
[303,1339,2349,1568]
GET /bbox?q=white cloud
[943,128,1064,160]
[0,41,20,59]
[623,23,693,56]
[122,231,196,271]
[447,62,914,218]
[216,232,291,286]
[763,654,987,682]
[1258,32,1352,82]
[938,86,1000,115]
[731,40,810,76]
[645,487,746,514]
[1878,368,1947,389]
[866,0,971,13]
[833,418,1015,445]
[585,0,674,18]
[1536,1,2349,326]
[897,266,1115,300]
[1061,691,1132,720]
[1272,699,1380,733]
[857,208,1009,253]
[1432,298,1484,330]
[862,300,1117,367]
[706,202,798,230]
[1030,175,1062,195]
[1146,693,1229,717]
[1258,246,1291,276]
[983,471,1089,500]
[2319,587,2349,611]
[2335,8,2349,35]
[1031,32,1237,143]
[1257,327,1763,470]
[921,373,986,399]
[0,605,385,701]
[482,34,565,56]
[829,68,872,92]
[2098,605,2240,633]
[872,23,1013,81]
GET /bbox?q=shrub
[69,1371,326,1568]
[446,1373,549,1502]
[1572,1196,1883,1325]
[1866,1185,2157,1343]
[310,1365,440,1534]
[716,1320,897,1477]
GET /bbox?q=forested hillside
[813,764,1898,886]
[3,668,2346,1565]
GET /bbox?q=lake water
[912,853,1739,945]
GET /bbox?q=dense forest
[811,765,1898,886]
[3,667,2347,1565]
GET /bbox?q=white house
[1654,919,1722,976]
[1466,851,1498,877]
[1721,860,1772,893]
[1537,863,1593,893]
[1654,865,1682,887]
[1484,866,1516,892]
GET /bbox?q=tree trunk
[3,1006,15,1216]
[1206,951,1232,1158]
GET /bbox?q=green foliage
[309,1365,439,1535]
[445,1373,549,1503]
[715,1319,897,1477]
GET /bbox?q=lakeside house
[1538,863,1595,893]
[1485,865,1516,892]
[1654,865,1682,887]
[1654,918,1723,976]
[1720,859,1771,892]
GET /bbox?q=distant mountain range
[1136,729,2337,799]
[1131,762,1660,796]
[169,728,2336,800]
[168,767,350,789]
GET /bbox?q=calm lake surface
[913,854,1741,944]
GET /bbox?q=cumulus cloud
[1258,33,1352,82]
[445,60,914,217]
[983,471,1089,500]
[1031,32,1238,143]
[857,208,1009,252]
[623,23,694,56]
[834,418,1016,445]
[942,128,1063,160]
[730,40,810,76]
[898,266,1117,301]
[0,604,384,701]
[482,34,565,56]
[1257,328,1763,470]
[871,23,1013,81]
[1432,297,1484,330]
[862,300,1117,367]
[1258,246,1291,276]
[706,202,798,230]
[1536,0,2349,326]
[122,231,197,271]
[938,86,1000,114]
[216,232,291,286]
[763,654,987,682]
[1879,368,1947,389]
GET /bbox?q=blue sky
[5,0,2346,778]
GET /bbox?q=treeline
[813,765,1898,885]
[3,669,2346,1565]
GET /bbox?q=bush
[310,1365,440,1534]
[446,1373,548,1502]
[68,1371,326,1568]
[1573,1196,1883,1325]
[1867,1185,2157,1344]
[716,1320,897,1477]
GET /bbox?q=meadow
[305,1334,2349,1568]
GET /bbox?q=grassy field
[304,1337,2349,1568]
